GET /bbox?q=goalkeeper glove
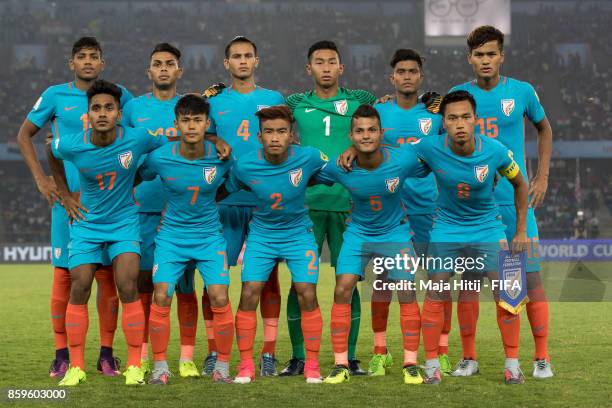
[202,82,227,99]
[420,91,442,114]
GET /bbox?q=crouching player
[317,105,428,385]
[48,80,166,386]
[413,91,529,384]
[138,95,235,384]
[222,106,326,384]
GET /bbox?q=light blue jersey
[139,141,230,239]
[375,100,442,216]
[26,81,133,267]
[122,92,181,213]
[225,145,328,240]
[411,133,518,227]
[208,86,285,206]
[51,125,166,240]
[316,145,428,236]
[450,77,545,205]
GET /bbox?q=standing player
[202,36,285,376]
[369,49,448,376]
[139,95,234,385]
[17,37,132,378]
[450,26,554,378]
[224,106,325,384]
[48,80,166,386]
[123,43,230,378]
[316,105,427,385]
[413,91,529,384]
[284,40,376,376]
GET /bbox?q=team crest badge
[334,99,348,115]
[418,118,432,135]
[257,105,269,111]
[504,267,523,300]
[290,168,303,187]
[385,177,400,193]
[54,248,61,259]
[204,167,217,184]
[501,99,515,117]
[118,151,133,169]
[474,165,489,183]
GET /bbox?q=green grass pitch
[0,263,610,407]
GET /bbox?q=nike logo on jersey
[64,106,78,111]
[304,108,316,113]
[137,117,151,122]
[218,110,231,116]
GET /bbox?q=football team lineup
[14,24,555,389]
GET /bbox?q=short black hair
[224,36,257,58]
[174,94,210,118]
[467,25,504,53]
[390,48,423,69]
[351,104,380,129]
[255,105,294,130]
[307,40,341,62]
[439,90,477,116]
[72,36,102,57]
[150,43,181,61]
[87,79,122,105]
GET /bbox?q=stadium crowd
[1,1,610,243]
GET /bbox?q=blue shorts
[499,205,541,273]
[139,212,161,271]
[219,205,254,266]
[337,223,417,282]
[427,219,507,274]
[51,203,70,268]
[242,231,319,284]
[68,214,140,269]
[153,234,229,297]
[409,213,434,256]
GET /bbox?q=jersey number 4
[237,120,250,141]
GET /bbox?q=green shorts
[308,210,348,267]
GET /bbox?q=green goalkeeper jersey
[286,87,376,211]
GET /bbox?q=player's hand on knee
[511,230,529,255]
[62,191,88,221]
[337,145,357,172]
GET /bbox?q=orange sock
[212,303,234,362]
[149,304,170,361]
[330,303,351,366]
[260,264,281,355]
[51,267,71,350]
[122,300,145,367]
[95,267,118,348]
[65,303,89,370]
[439,299,452,355]
[496,303,520,358]
[177,292,198,360]
[371,301,390,354]
[457,300,479,360]
[138,293,152,359]
[301,307,322,364]
[421,298,444,360]
[201,292,216,354]
[527,285,549,360]
[235,309,256,364]
[400,302,420,365]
